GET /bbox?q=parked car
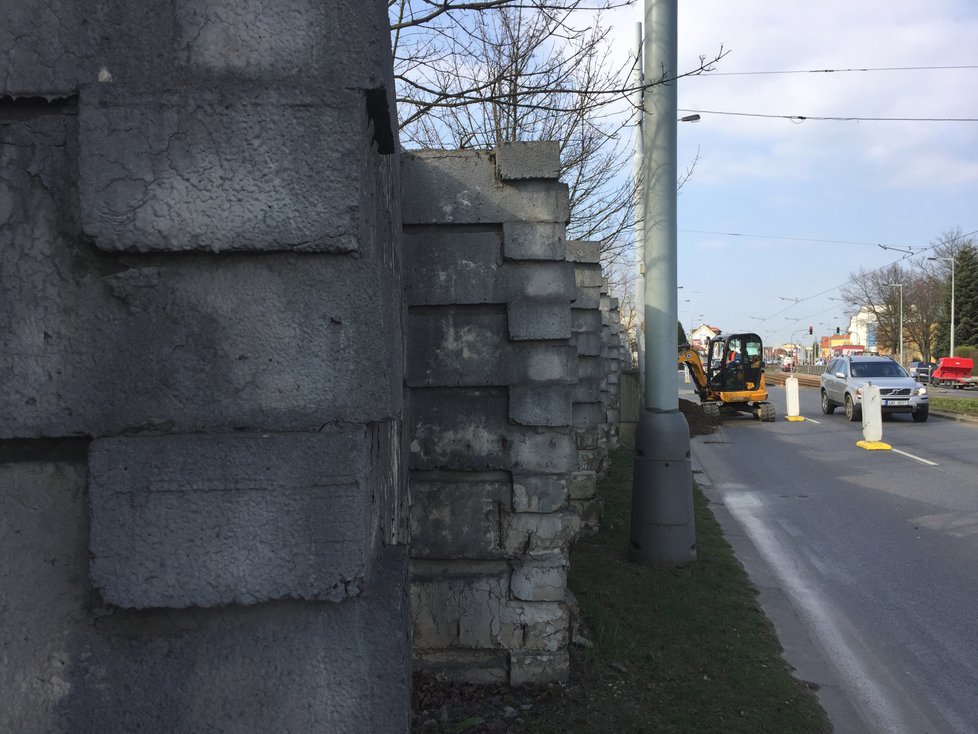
[819,355,929,422]
[908,361,936,382]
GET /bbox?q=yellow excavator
[679,332,775,422]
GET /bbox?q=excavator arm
[678,343,709,400]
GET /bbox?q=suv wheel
[821,389,835,415]
[912,406,929,423]
[844,394,861,422]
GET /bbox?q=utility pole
[629,0,696,567]
[887,283,904,365]
[632,23,646,388]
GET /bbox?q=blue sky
[607,0,978,346]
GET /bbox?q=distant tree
[953,245,978,351]
[841,263,915,359]
[931,230,978,358]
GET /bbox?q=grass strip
[548,449,830,733]
[930,396,978,417]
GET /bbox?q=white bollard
[858,384,890,449]
[785,376,804,421]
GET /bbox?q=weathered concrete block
[510,650,570,686]
[510,560,568,602]
[0,2,90,95]
[575,265,605,289]
[404,231,576,306]
[573,402,605,428]
[576,448,603,472]
[2,248,401,437]
[1,105,402,439]
[508,262,578,301]
[575,428,600,451]
[568,471,597,501]
[502,222,566,261]
[409,474,510,558]
[578,356,605,382]
[404,230,502,305]
[509,385,573,427]
[413,650,509,684]
[500,602,568,652]
[507,300,572,341]
[512,474,567,513]
[565,240,601,264]
[572,378,601,404]
[571,308,603,335]
[495,141,561,180]
[0,459,89,731]
[89,431,370,608]
[411,562,509,649]
[522,345,579,384]
[605,344,624,361]
[1,0,393,98]
[572,498,603,535]
[409,388,578,473]
[79,89,366,253]
[502,512,580,556]
[402,150,569,225]
[407,308,577,386]
[509,431,579,474]
[573,332,604,357]
[574,285,602,310]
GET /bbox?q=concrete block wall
[567,241,605,533]
[1,2,410,732]
[403,145,585,685]
[603,290,623,451]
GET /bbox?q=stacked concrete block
[566,241,606,532]
[0,2,410,732]
[604,293,623,451]
[403,145,581,684]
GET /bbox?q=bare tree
[390,1,725,262]
[842,260,945,362]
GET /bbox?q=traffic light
[835,326,840,335]
[808,325,813,335]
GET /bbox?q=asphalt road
[690,383,978,734]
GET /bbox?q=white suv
[820,355,929,422]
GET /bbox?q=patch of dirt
[411,645,633,733]
[679,397,717,437]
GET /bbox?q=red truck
[930,357,978,388]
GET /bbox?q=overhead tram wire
[680,229,923,249]
[677,108,978,123]
[749,227,978,324]
[692,64,978,77]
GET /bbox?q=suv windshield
[850,362,907,378]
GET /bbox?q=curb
[930,410,978,425]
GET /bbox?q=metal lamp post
[630,0,696,567]
[928,256,955,357]
[886,283,904,366]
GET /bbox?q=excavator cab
[681,332,774,422]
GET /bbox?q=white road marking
[805,417,822,425]
[723,489,918,733]
[891,449,939,467]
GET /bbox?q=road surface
[690,383,978,733]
